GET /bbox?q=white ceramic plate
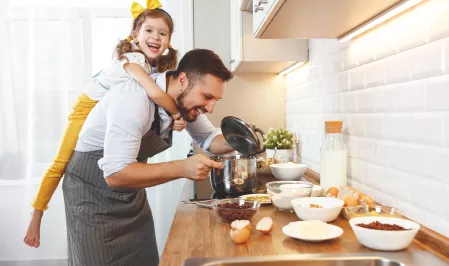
[282,221,343,242]
[238,194,272,205]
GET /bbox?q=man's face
[177,73,225,122]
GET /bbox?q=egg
[361,196,376,207]
[326,187,339,197]
[231,220,251,231]
[348,187,359,194]
[256,217,273,234]
[357,193,366,204]
[230,228,250,244]
[344,195,359,207]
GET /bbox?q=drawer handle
[254,0,268,12]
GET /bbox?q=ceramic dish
[270,163,307,180]
[349,216,420,251]
[282,220,343,242]
[291,197,345,222]
[239,194,271,205]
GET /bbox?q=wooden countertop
[159,176,444,266]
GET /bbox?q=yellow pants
[32,93,98,210]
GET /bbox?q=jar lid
[221,116,265,156]
[325,120,343,133]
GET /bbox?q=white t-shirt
[83,52,153,101]
[75,72,222,178]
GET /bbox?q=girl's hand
[172,113,186,132]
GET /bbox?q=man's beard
[177,85,197,122]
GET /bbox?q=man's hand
[183,154,223,181]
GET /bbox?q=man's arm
[106,161,183,188]
[185,114,235,155]
[106,154,223,188]
[207,134,234,154]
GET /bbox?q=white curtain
[0,0,193,261]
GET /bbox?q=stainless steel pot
[210,155,257,195]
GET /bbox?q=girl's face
[134,16,170,61]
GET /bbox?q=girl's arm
[124,63,179,115]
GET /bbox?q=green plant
[263,128,296,149]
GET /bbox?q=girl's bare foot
[24,209,43,248]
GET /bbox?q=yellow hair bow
[131,0,162,19]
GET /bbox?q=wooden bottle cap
[325,120,343,133]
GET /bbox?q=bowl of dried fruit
[349,216,420,251]
[291,197,344,222]
[212,199,261,223]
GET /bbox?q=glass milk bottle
[320,121,347,191]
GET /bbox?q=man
[62,49,234,266]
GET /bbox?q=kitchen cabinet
[193,0,231,70]
[252,0,403,39]
[230,0,308,74]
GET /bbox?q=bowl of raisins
[212,199,260,222]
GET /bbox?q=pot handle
[252,127,266,154]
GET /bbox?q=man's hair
[167,49,233,83]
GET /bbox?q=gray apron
[62,104,172,266]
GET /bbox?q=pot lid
[221,116,265,156]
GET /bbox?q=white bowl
[291,197,344,222]
[349,216,420,251]
[269,163,307,180]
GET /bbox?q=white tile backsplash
[285,0,449,239]
[384,168,414,202]
[445,40,449,72]
[365,114,384,139]
[445,115,449,146]
[342,91,358,113]
[423,147,449,184]
[411,40,445,79]
[342,47,359,70]
[350,67,366,90]
[374,85,399,112]
[357,89,375,113]
[393,10,427,52]
[410,114,444,145]
[426,75,449,110]
[337,71,350,93]
[366,61,386,88]
[374,140,397,167]
[348,115,365,136]
[398,80,426,111]
[348,157,366,183]
[357,138,376,162]
[365,162,386,192]
[386,52,411,84]
[422,0,449,42]
[383,114,411,141]
[393,143,425,176]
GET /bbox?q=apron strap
[148,73,173,144]
[150,103,162,135]
[149,104,173,145]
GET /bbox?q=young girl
[23,0,183,248]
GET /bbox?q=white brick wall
[285,0,449,238]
